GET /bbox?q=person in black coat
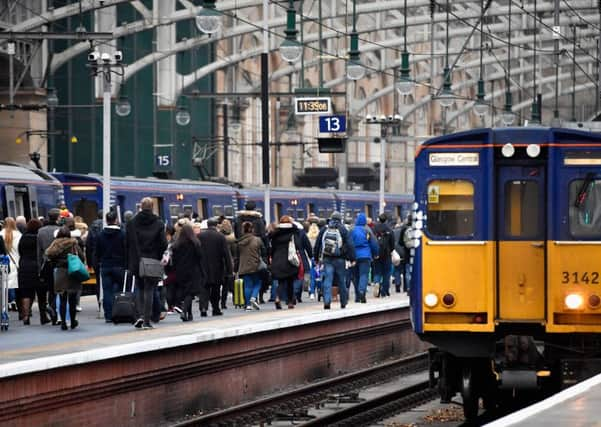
[17,219,48,325]
[125,198,167,329]
[198,218,232,316]
[172,224,205,321]
[268,216,301,309]
[96,211,126,322]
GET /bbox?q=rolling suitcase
[112,271,137,324]
[0,255,9,331]
[233,276,245,308]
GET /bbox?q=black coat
[18,232,42,290]
[97,226,126,269]
[198,227,232,284]
[125,209,167,276]
[268,225,301,280]
[172,238,205,295]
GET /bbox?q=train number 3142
[561,272,600,284]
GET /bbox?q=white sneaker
[76,305,82,312]
[251,298,260,310]
[245,306,253,311]
[309,293,315,300]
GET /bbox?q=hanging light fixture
[346,0,365,81]
[280,0,303,63]
[115,94,131,117]
[437,0,454,107]
[175,105,191,126]
[473,0,488,117]
[196,0,222,34]
[46,87,59,108]
[502,0,514,126]
[396,0,414,95]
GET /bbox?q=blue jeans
[293,278,303,301]
[322,258,348,307]
[393,264,402,292]
[309,266,321,296]
[100,265,124,321]
[354,259,371,298]
[270,279,278,301]
[8,289,16,303]
[374,259,392,296]
[242,273,262,305]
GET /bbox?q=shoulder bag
[288,234,300,267]
[134,225,164,279]
[67,246,90,282]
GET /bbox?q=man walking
[126,198,167,329]
[373,213,395,297]
[313,211,355,310]
[37,208,61,324]
[198,218,232,316]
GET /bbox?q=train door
[5,185,32,219]
[496,165,546,321]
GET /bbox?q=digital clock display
[294,97,331,115]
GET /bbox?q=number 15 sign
[319,115,346,133]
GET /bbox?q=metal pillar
[379,130,386,215]
[262,0,271,224]
[223,103,229,178]
[102,68,111,225]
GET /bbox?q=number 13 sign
[319,115,346,133]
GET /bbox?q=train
[0,164,412,227]
[410,127,601,420]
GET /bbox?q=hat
[330,211,342,221]
[279,215,293,224]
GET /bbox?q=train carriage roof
[0,162,61,184]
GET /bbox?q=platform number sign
[319,115,346,133]
[156,154,171,167]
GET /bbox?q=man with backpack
[313,211,355,310]
[350,213,379,303]
[373,213,395,297]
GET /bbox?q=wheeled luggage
[233,277,245,308]
[0,255,9,331]
[112,271,137,324]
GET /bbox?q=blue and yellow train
[410,127,601,419]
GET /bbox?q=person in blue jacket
[350,213,379,303]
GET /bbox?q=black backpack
[376,229,392,255]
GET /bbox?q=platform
[486,373,601,426]
[0,289,409,378]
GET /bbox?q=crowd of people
[0,197,412,331]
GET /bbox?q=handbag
[258,258,268,272]
[67,247,90,282]
[391,249,401,266]
[288,235,300,267]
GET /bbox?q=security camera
[370,115,377,122]
[379,114,387,122]
[387,115,394,122]
[88,50,100,62]
[113,50,123,62]
[394,114,402,121]
[101,52,111,63]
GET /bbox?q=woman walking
[171,224,204,321]
[18,219,49,325]
[1,217,21,312]
[268,216,301,309]
[236,222,264,311]
[45,226,85,330]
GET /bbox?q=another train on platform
[51,172,413,225]
[0,162,64,220]
[409,127,601,420]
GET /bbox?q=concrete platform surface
[0,289,409,378]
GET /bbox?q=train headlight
[424,293,438,308]
[502,143,515,158]
[589,294,601,309]
[526,144,541,158]
[565,293,584,310]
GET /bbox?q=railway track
[171,352,434,427]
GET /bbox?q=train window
[135,203,141,213]
[504,181,541,238]
[569,179,601,238]
[169,204,181,223]
[426,180,474,237]
[212,205,224,217]
[183,205,193,217]
[224,205,234,217]
[297,209,305,221]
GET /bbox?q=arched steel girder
[280,23,599,116]
[49,0,597,79]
